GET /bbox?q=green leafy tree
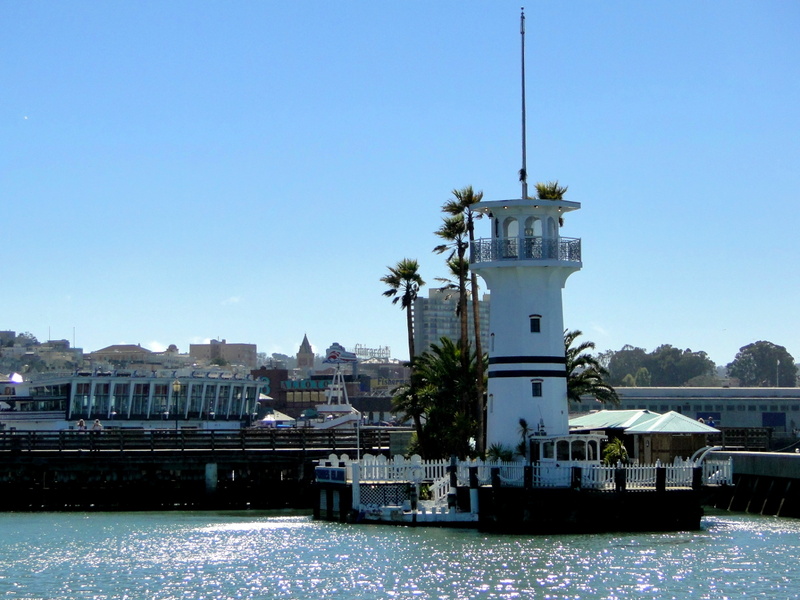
[634,367,652,387]
[15,332,39,347]
[648,345,715,386]
[727,341,797,387]
[608,345,648,385]
[607,344,715,387]
[565,330,619,405]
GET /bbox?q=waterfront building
[0,369,264,430]
[89,344,154,366]
[413,289,490,357]
[572,387,800,434]
[189,339,257,369]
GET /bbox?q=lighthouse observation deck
[470,236,581,264]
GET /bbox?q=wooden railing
[0,428,397,454]
[709,427,772,451]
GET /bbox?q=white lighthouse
[470,196,581,451]
[469,9,584,456]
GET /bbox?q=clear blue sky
[3,1,799,368]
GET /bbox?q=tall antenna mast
[520,8,529,199]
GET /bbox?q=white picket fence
[321,453,733,492]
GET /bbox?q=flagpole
[520,7,528,200]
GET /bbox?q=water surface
[0,510,797,599]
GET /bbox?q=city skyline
[3,2,798,367]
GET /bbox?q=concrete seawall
[708,451,800,518]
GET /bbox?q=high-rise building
[413,289,490,358]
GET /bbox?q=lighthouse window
[530,315,541,333]
[531,379,543,397]
[542,441,554,460]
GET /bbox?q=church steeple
[297,334,314,370]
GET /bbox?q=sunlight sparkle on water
[1,512,800,599]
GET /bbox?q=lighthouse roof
[471,197,580,215]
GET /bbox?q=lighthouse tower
[469,9,583,454]
[470,197,581,450]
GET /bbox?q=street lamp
[172,379,181,432]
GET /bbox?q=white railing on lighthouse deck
[318,454,733,491]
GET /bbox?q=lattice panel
[359,483,409,506]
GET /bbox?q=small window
[490,333,495,352]
[557,440,570,461]
[748,405,756,412]
[531,380,543,397]
[530,315,541,333]
[738,405,745,411]
[542,441,554,460]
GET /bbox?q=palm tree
[434,214,469,355]
[535,181,568,226]
[603,437,629,465]
[390,380,428,454]
[381,259,425,361]
[534,180,568,199]
[441,185,487,453]
[411,337,482,459]
[565,329,620,405]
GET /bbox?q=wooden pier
[0,428,394,511]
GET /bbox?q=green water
[0,510,797,599]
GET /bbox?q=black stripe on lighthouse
[488,355,566,365]
[487,355,567,379]
[488,369,566,379]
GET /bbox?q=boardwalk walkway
[0,428,397,511]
